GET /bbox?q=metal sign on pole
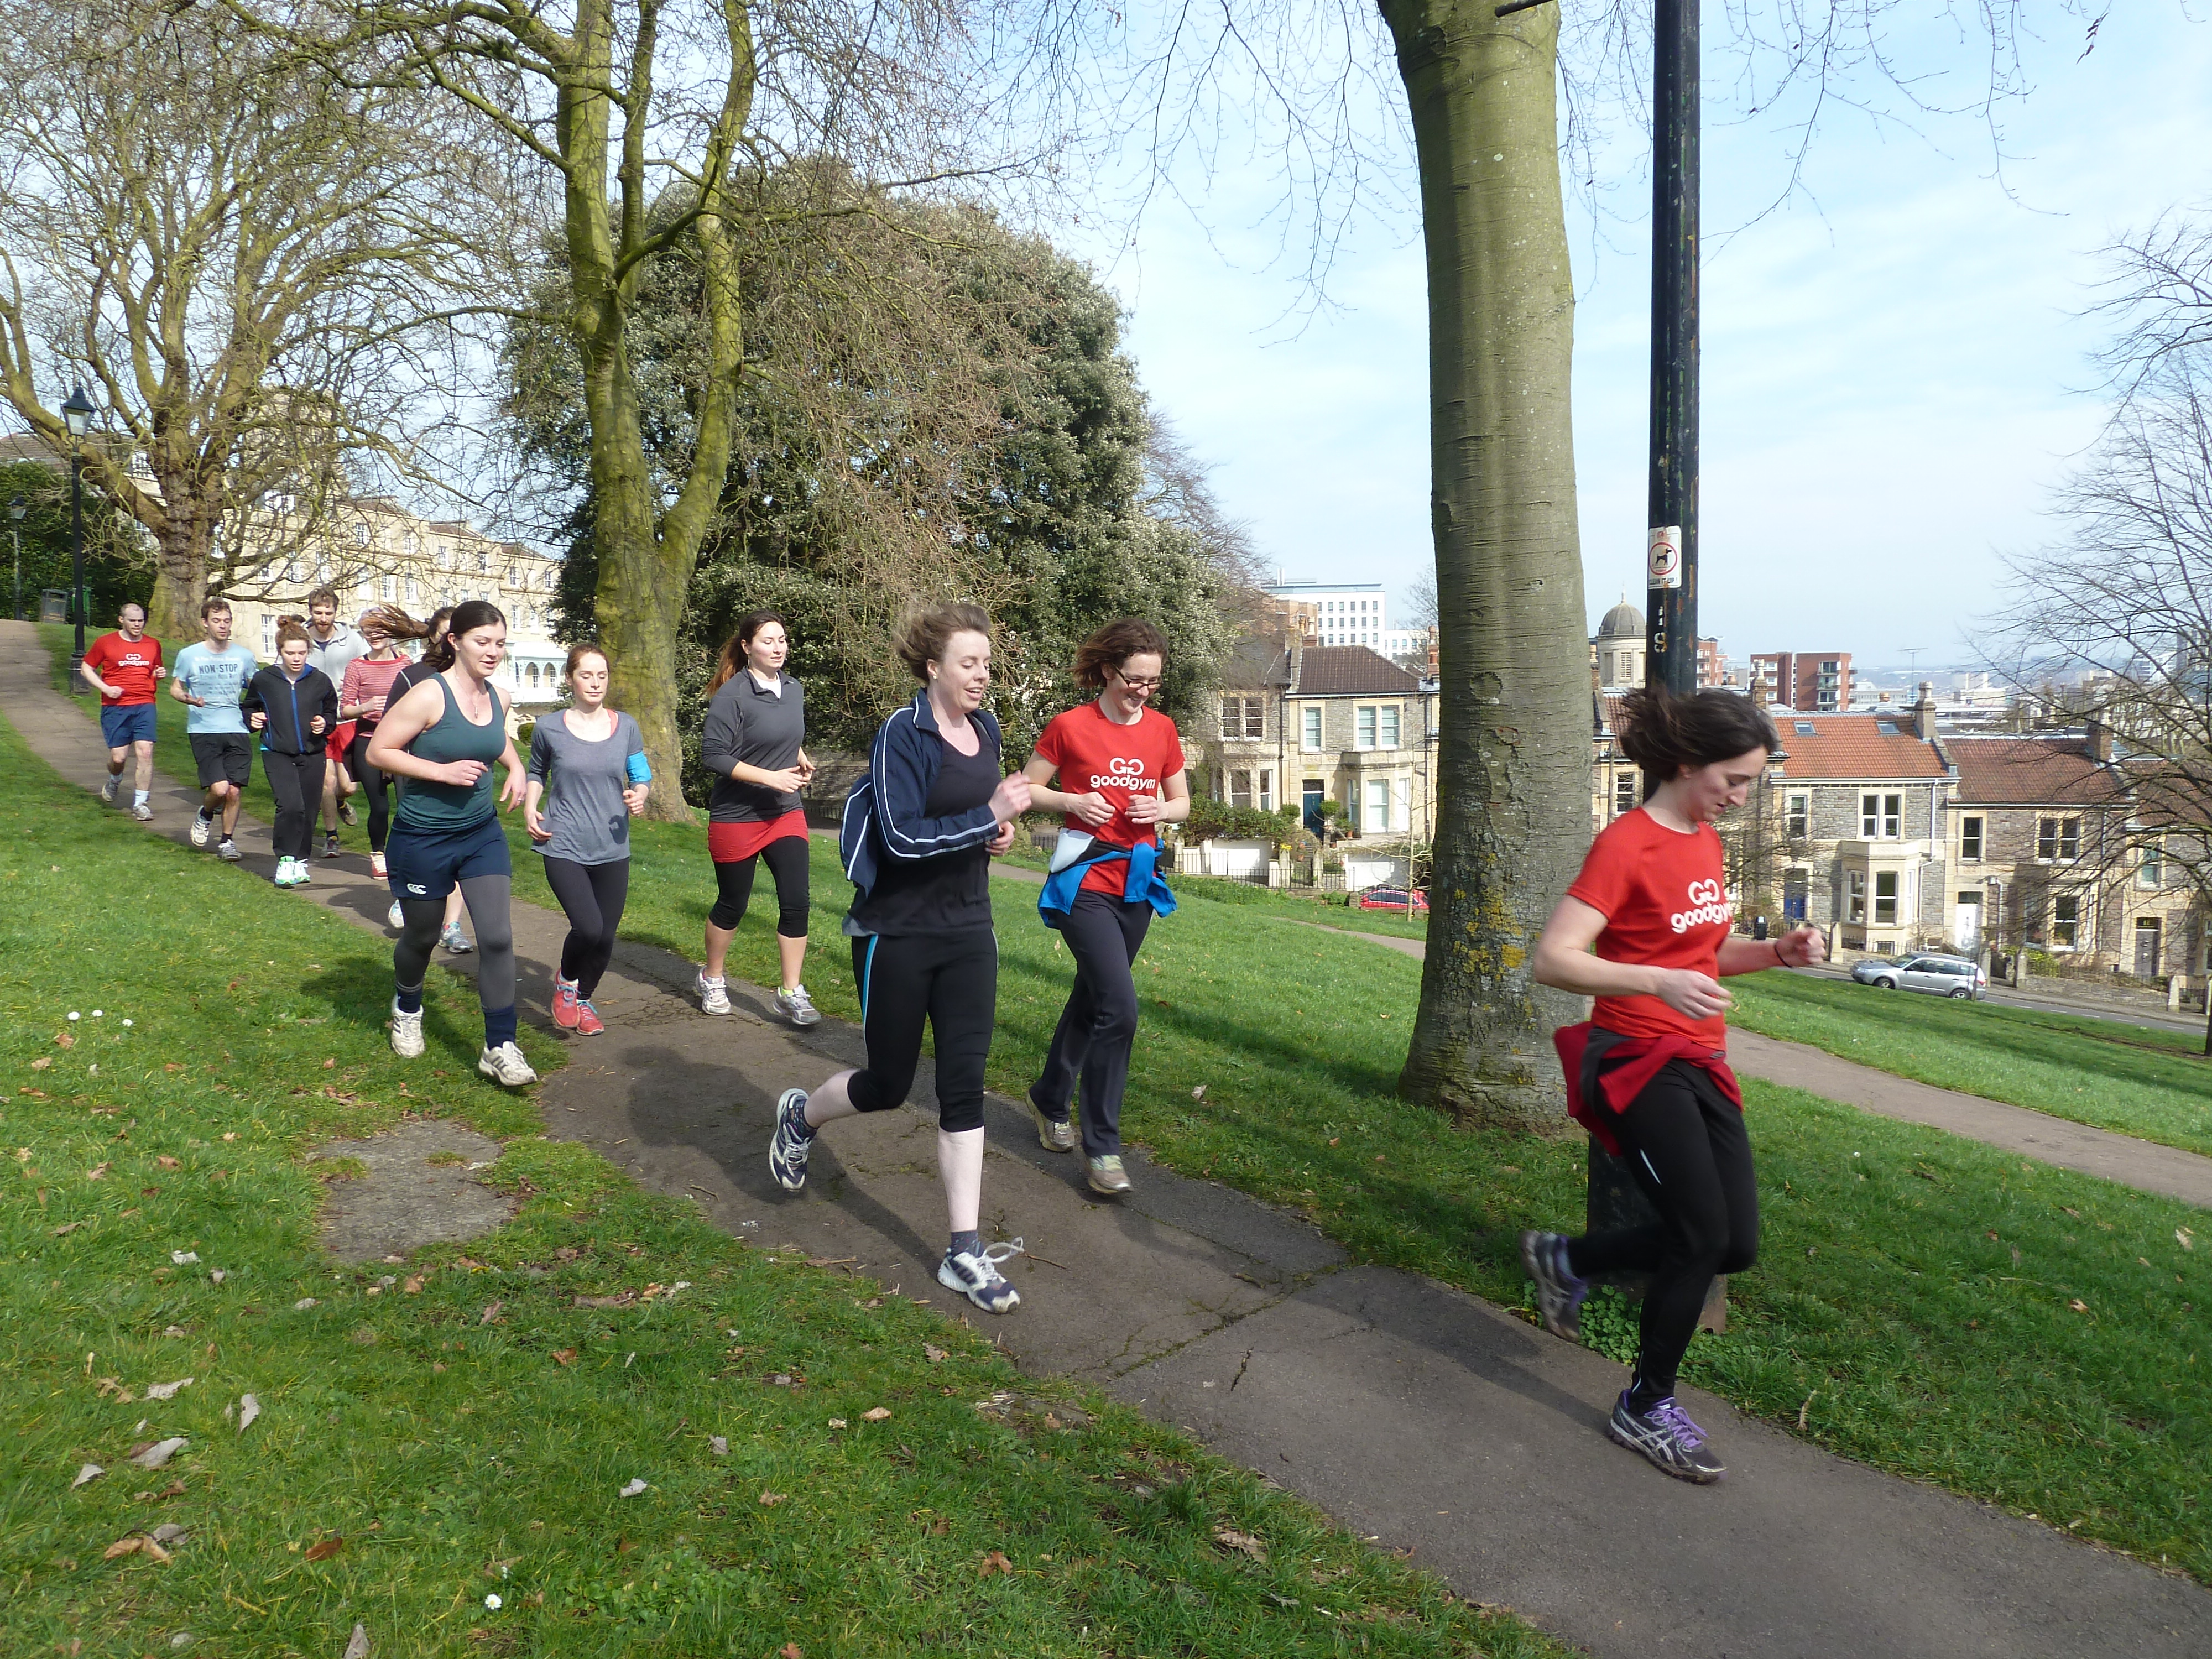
[1645,0,1699,698]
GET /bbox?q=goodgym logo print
[1670,878,1731,935]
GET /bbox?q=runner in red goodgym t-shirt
[79,602,165,820]
[1523,685,1824,1485]
[1019,618,1190,1197]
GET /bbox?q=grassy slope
[1728,971,2212,1158]
[0,712,1563,1657]
[40,628,2212,1581]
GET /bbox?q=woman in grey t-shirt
[525,644,650,1035]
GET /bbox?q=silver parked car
[1850,954,1988,999]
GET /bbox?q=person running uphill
[768,604,1032,1314]
[79,602,164,820]
[526,645,649,1036]
[169,597,255,860]
[367,601,536,1087]
[1020,619,1188,1196]
[380,607,472,952]
[342,608,425,880]
[243,625,338,889]
[1522,686,1825,1484]
[695,611,819,1026]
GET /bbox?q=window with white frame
[1860,792,1902,839]
[379,575,395,601]
[1301,706,1322,750]
[1873,870,1900,925]
[1378,705,1400,748]
[1258,769,1274,813]
[2138,842,2163,889]
[1365,778,1391,832]
[261,615,276,655]
[1846,869,1866,922]
[1614,773,1637,816]
[1355,706,1376,748]
[2051,893,2081,948]
[1229,769,1254,809]
[1785,791,1809,838]
[1219,695,1264,739]
[352,522,370,547]
[2037,816,2080,861]
[1960,816,1983,862]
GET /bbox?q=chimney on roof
[1912,680,1936,742]
[2086,711,2112,763]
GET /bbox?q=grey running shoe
[217,838,242,862]
[696,972,732,1015]
[1520,1229,1588,1342]
[99,775,120,805]
[477,1041,539,1087]
[775,984,822,1027]
[389,998,425,1058]
[322,830,342,859]
[190,810,212,847]
[1028,1091,1076,1154]
[440,924,473,954]
[938,1240,1023,1314]
[768,1088,813,1192]
[1087,1154,1133,1197]
[131,802,154,822]
[338,800,358,826]
[1609,1393,1727,1484]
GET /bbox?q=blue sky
[1072,3,2212,676]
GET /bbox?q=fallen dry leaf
[709,1435,729,1455]
[923,1344,948,1364]
[551,1348,577,1366]
[144,1378,193,1401]
[978,1550,1015,1577]
[156,1155,179,1170]
[305,1535,346,1562]
[619,1478,648,1498]
[1191,1083,1207,1100]
[71,1463,103,1489]
[294,1297,319,1311]
[402,1276,424,1294]
[86,1162,110,1181]
[55,1032,74,1048]
[53,1220,84,1237]
[781,1645,804,1659]
[2068,1299,2090,1313]
[237,1394,260,1433]
[758,1491,787,1507]
[1213,1526,1268,1563]
[344,1623,371,1659]
[862,1406,892,1422]
[128,1438,186,1470]
[2179,1228,2195,1251]
[30,1055,50,1070]
[479,1302,505,1325]
[322,1058,336,1069]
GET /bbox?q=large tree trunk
[1383,0,1592,1131]
[145,491,215,645]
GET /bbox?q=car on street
[1850,953,1988,999]
[1357,886,1429,914]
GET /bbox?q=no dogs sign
[1647,525,1683,590]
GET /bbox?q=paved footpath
[1306,922,2212,1208]
[6,622,2209,1659]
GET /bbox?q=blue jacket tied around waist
[1037,838,1178,922]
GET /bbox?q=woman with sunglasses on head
[766,603,1032,1314]
[341,607,430,880]
[366,600,536,1087]
[1019,619,1187,1197]
[525,643,649,1036]
[696,610,820,1026]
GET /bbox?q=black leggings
[542,857,630,999]
[263,750,326,861]
[395,874,517,1047]
[1566,1058,1758,1407]
[708,834,810,936]
[846,929,995,1133]
[1032,891,1152,1159]
[347,731,392,852]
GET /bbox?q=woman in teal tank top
[366,601,537,1088]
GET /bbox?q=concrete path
[7,622,2209,1659]
[1306,921,2212,1208]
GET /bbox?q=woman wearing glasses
[1020,619,1188,1197]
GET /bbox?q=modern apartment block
[1260,580,1388,650]
[1751,650,1853,712]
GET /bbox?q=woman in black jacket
[244,621,339,889]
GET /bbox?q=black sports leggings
[347,731,392,852]
[263,750,326,861]
[1566,1055,1758,1407]
[395,874,517,1045]
[845,928,996,1133]
[542,857,630,999]
[709,833,810,936]
[1033,891,1152,1159]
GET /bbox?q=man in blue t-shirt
[168,597,257,860]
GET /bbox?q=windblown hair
[1615,687,1779,778]
[708,609,789,695]
[1072,618,1168,691]
[893,602,990,682]
[422,599,506,672]
[359,605,431,645]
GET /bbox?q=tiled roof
[1772,713,1948,781]
[1947,735,2125,806]
[1291,645,1423,697]
[1597,691,1631,735]
[1218,634,1292,691]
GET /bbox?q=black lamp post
[8,493,24,623]
[62,385,94,681]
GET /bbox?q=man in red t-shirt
[79,602,165,821]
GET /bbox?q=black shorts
[385,815,511,901]
[189,733,252,789]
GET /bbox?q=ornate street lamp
[61,385,94,680]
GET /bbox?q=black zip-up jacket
[243,665,340,755]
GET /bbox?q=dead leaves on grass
[305,1535,346,1562]
[1213,1526,1269,1563]
[103,1533,173,1564]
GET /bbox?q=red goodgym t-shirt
[83,632,164,705]
[1031,703,1185,899]
[1565,807,1733,1047]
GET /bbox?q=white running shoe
[371,851,387,879]
[389,998,425,1058]
[775,984,822,1027]
[190,811,212,847]
[131,802,153,822]
[696,972,732,1016]
[388,900,404,929]
[216,838,242,862]
[478,1041,539,1087]
[99,775,120,805]
[273,857,296,888]
[440,924,472,954]
[939,1240,1024,1314]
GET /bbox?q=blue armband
[625,753,653,784]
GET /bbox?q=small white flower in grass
[88,1064,98,1076]
[67,1011,79,1020]
[92,1010,102,1018]
[122,1019,133,1027]
[484,1594,502,1611]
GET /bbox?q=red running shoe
[551,975,582,1031]
[575,999,605,1037]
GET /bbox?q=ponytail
[425,599,505,671]
[1615,687,1779,779]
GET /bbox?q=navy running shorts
[384,814,511,901]
[100,704,158,748]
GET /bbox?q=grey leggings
[395,874,517,1043]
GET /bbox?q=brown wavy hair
[893,602,990,681]
[359,605,431,645]
[1615,687,1779,778]
[1073,618,1168,691]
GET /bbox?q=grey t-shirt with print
[526,709,646,865]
